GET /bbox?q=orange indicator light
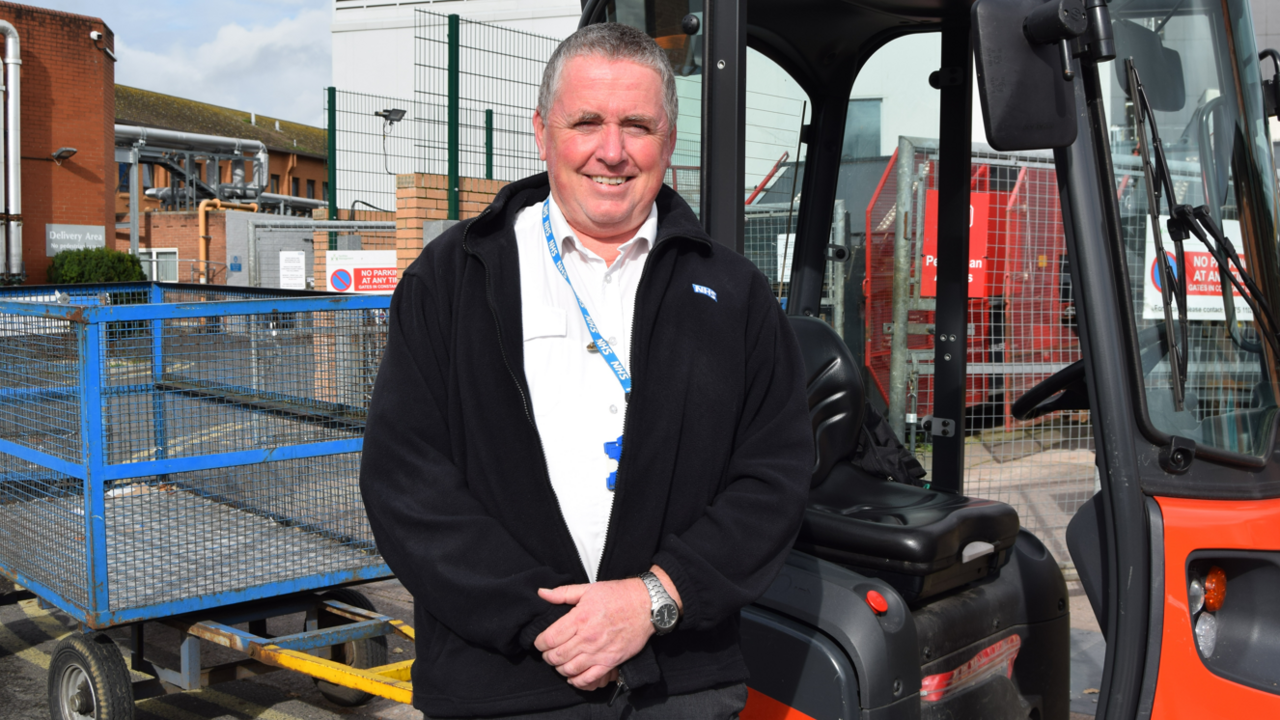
[1203,565,1227,612]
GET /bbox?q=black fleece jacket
[359,173,812,717]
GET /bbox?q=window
[138,249,179,282]
[271,174,280,194]
[322,182,329,202]
[118,163,129,191]
[291,177,300,196]
[842,99,882,161]
[306,179,315,199]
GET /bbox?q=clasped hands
[534,565,681,691]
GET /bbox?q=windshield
[1107,0,1280,459]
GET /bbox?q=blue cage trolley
[0,283,417,718]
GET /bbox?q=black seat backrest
[788,316,866,488]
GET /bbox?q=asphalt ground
[0,577,422,720]
[2,575,1103,720]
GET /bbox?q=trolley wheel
[48,633,135,720]
[312,588,388,707]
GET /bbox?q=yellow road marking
[0,618,50,669]
[19,598,72,641]
[193,688,305,720]
[135,697,213,720]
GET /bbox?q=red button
[866,590,889,615]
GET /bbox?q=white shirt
[515,196,658,581]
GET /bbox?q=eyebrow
[565,111,661,127]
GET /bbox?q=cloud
[115,7,332,127]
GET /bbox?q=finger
[539,584,590,605]
[534,618,578,653]
[541,633,586,667]
[567,664,613,690]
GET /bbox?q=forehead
[551,55,666,119]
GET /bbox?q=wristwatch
[639,571,679,635]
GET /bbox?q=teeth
[591,176,625,185]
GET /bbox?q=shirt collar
[546,195,659,261]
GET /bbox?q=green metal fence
[327,12,560,220]
[415,10,560,216]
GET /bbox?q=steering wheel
[1010,360,1088,421]
[1011,326,1172,421]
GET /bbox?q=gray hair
[538,23,678,133]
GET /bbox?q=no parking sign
[326,251,399,294]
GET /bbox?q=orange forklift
[580,1,1280,718]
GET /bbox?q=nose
[595,123,625,167]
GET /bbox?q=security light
[51,147,77,165]
[375,108,407,125]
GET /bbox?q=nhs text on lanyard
[542,199,628,490]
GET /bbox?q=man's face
[534,55,676,241]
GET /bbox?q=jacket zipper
[462,211,592,583]
[595,239,666,577]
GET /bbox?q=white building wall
[332,0,581,102]
[331,1,996,200]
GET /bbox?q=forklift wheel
[48,633,135,720]
[312,588,389,707]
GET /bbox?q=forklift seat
[788,316,1021,602]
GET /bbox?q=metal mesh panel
[0,314,80,461]
[863,140,1092,570]
[100,309,382,466]
[0,455,87,608]
[414,11,558,183]
[328,89,417,213]
[104,453,377,612]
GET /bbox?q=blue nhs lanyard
[541,198,632,397]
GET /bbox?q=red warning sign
[921,191,991,298]
[353,267,399,292]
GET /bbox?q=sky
[24,0,332,127]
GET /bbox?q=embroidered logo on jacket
[692,284,718,302]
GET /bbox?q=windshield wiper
[1127,60,1280,387]
[1128,59,1190,410]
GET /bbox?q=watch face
[655,603,678,629]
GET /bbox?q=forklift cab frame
[581,0,1280,718]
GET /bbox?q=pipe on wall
[197,199,257,284]
[0,22,20,277]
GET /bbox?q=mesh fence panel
[865,141,1093,571]
[328,89,419,213]
[415,11,558,183]
[104,453,376,612]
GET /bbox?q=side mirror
[972,0,1085,151]
[1113,20,1186,112]
[1262,49,1280,118]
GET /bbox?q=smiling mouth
[590,176,628,186]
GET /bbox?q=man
[360,22,811,718]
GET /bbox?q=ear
[533,109,548,162]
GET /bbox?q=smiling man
[360,23,811,719]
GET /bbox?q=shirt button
[610,405,618,414]
[608,337,617,345]
[604,275,613,284]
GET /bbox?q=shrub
[48,247,146,284]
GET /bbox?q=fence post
[447,14,460,221]
[485,109,494,181]
[326,86,338,251]
[888,136,914,443]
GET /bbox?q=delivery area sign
[326,250,399,294]
[1140,217,1252,321]
[921,191,991,298]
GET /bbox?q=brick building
[112,86,329,283]
[0,2,115,284]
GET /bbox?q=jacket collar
[463,172,715,253]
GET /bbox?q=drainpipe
[0,22,20,278]
[197,199,257,283]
